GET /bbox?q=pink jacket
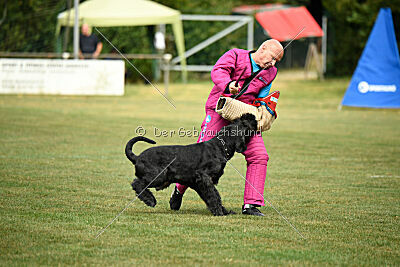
[205,48,277,111]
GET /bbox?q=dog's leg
[211,185,235,215]
[131,178,157,207]
[194,172,234,216]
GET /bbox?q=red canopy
[255,6,323,42]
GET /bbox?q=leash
[217,26,306,122]
[228,26,306,102]
[207,27,307,139]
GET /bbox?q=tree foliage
[1,0,399,78]
[322,0,400,75]
[0,0,66,52]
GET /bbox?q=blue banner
[342,8,400,108]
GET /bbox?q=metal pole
[73,0,79,59]
[322,15,327,73]
[63,0,72,52]
[171,19,248,65]
[154,24,166,81]
[247,17,254,50]
[181,14,250,21]
[163,54,172,97]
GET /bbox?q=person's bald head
[260,39,284,60]
[253,39,284,69]
[81,23,90,36]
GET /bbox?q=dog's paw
[214,210,235,216]
[141,195,156,207]
[226,210,236,215]
[211,206,236,216]
[222,206,236,215]
[210,207,225,216]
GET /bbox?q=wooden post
[304,43,324,80]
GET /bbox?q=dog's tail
[125,136,156,164]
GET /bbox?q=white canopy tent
[56,0,187,79]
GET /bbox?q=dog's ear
[241,119,258,132]
[248,119,258,131]
[240,113,256,121]
[235,135,247,153]
[231,117,240,125]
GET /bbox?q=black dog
[125,113,258,216]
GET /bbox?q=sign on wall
[0,58,125,96]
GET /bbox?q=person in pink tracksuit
[170,39,284,216]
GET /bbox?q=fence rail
[0,52,166,60]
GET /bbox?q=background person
[79,23,102,59]
[170,39,284,216]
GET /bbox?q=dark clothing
[79,33,99,54]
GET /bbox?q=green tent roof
[56,0,186,78]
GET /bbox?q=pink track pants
[176,109,269,206]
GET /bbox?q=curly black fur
[125,113,258,216]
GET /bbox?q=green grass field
[1,72,399,265]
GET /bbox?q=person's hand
[229,81,241,94]
[257,105,275,131]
